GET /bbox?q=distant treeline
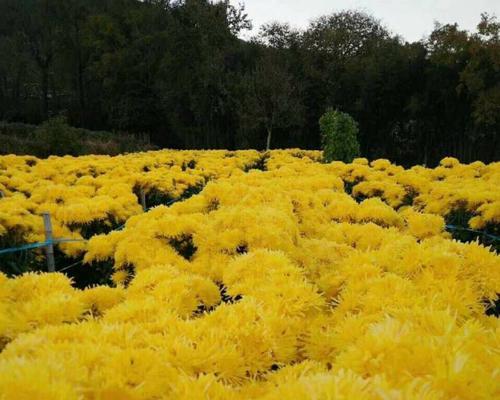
[0,0,499,165]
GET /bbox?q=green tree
[320,109,360,163]
[460,13,500,160]
[5,0,65,119]
[237,50,304,150]
[298,10,390,150]
[157,0,250,148]
[0,2,498,162]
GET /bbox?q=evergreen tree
[320,109,360,163]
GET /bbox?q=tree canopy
[320,109,360,163]
[0,0,498,164]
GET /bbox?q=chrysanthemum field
[0,150,499,399]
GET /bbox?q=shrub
[0,119,156,157]
[320,109,360,163]
[32,116,81,157]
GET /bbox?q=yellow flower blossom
[0,150,498,399]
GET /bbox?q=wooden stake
[42,212,55,272]
[140,189,147,211]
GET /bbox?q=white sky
[232,0,500,42]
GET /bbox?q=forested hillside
[0,0,499,164]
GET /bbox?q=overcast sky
[232,0,500,42]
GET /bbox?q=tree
[303,10,388,60]
[0,2,498,162]
[57,0,94,125]
[237,50,303,150]
[296,10,391,150]
[345,38,426,162]
[320,109,360,163]
[257,22,301,50]
[460,14,500,159]
[5,0,65,119]
[157,0,250,148]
